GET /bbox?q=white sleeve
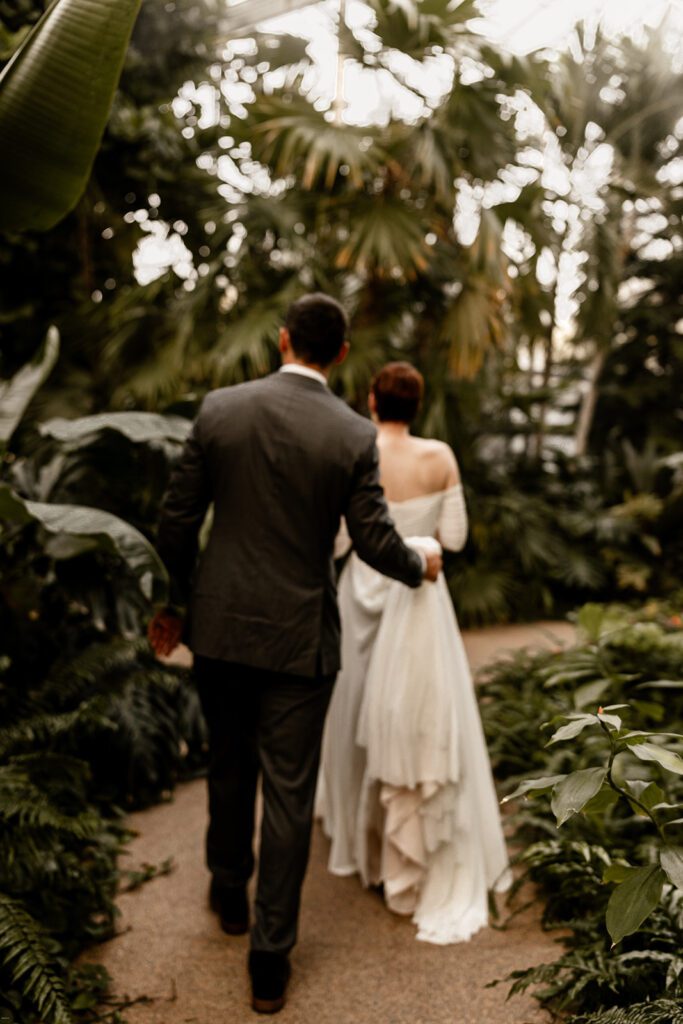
[437,484,468,552]
[334,518,353,559]
[405,536,440,574]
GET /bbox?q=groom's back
[189,371,375,675]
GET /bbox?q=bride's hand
[423,549,442,582]
[405,536,442,583]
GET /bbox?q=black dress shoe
[208,879,249,935]
[248,950,291,1014]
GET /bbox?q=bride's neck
[377,421,410,440]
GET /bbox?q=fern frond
[573,999,683,1023]
[0,698,115,760]
[0,893,73,1024]
[0,762,101,838]
[38,638,151,709]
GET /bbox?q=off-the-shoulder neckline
[386,483,462,507]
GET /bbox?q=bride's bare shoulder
[412,436,455,461]
[412,437,460,484]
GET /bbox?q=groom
[149,293,441,1014]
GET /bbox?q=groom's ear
[279,327,291,355]
[333,341,350,366]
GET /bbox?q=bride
[316,361,511,945]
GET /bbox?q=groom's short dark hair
[285,293,348,367]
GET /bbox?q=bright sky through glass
[477,0,683,53]
[261,0,683,126]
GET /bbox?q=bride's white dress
[316,486,511,945]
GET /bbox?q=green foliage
[0,0,143,231]
[573,1002,683,1023]
[481,603,683,1021]
[446,447,683,626]
[0,485,168,603]
[0,364,206,1023]
[0,327,58,450]
[0,894,73,1024]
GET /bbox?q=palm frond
[440,277,507,378]
[242,95,383,191]
[335,196,431,279]
[365,0,478,61]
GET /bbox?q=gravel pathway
[83,620,575,1024]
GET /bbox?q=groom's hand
[423,549,442,582]
[148,609,184,657]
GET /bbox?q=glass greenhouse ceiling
[227,0,683,54]
[222,0,683,128]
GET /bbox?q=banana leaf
[0,327,59,449]
[39,411,192,448]
[0,0,143,232]
[0,484,167,602]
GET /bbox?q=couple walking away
[148,293,510,1015]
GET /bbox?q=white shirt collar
[279,364,328,387]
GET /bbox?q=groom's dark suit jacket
[157,370,423,678]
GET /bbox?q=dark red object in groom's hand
[148,609,184,658]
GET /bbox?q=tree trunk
[531,328,555,461]
[333,0,347,125]
[574,347,607,457]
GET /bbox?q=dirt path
[84,620,575,1024]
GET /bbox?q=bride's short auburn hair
[371,362,424,424]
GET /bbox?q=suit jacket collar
[279,364,328,387]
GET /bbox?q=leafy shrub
[449,453,683,627]
[0,348,206,1023]
[481,603,683,1021]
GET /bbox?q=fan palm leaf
[241,95,385,190]
[335,195,431,279]
[205,281,301,385]
[365,0,478,61]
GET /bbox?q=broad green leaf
[501,774,567,804]
[0,328,59,449]
[630,744,683,776]
[635,680,683,690]
[621,731,683,744]
[551,768,607,826]
[577,603,607,641]
[39,412,192,448]
[0,0,143,231]
[597,710,622,731]
[0,484,166,602]
[573,679,611,709]
[543,669,597,689]
[660,846,683,889]
[624,781,664,816]
[603,863,638,884]
[547,714,597,745]
[582,786,619,816]
[606,865,666,945]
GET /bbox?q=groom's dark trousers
[156,370,423,957]
[194,657,334,954]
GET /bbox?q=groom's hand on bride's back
[423,549,442,582]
